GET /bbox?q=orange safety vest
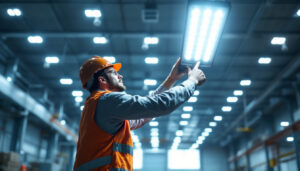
[74,91,133,171]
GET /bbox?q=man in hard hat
[74,56,206,171]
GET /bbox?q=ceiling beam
[1,31,300,39]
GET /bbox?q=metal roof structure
[0,0,299,149]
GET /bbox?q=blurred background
[0,0,300,171]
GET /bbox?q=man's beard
[108,78,126,92]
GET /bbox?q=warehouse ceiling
[0,0,300,149]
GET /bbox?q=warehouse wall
[228,100,300,171]
[201,145,229,171]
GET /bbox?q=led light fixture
[144,37,159,44]
[227,96,238,103]
[149,121,159,126]
[214,115,222,121]
[188,97,197,103]
[60,120,66,125]
[176,130,183,136]
[193,90,200,96]
[45,56,59,64]
[80,105,84,111]
[209,122,217,127]
[181,1,230,66]
[183,106,193,112]
[85,9,101,18]
[280,121,289,127]
[179,121,189,126]
[222,106,232,112]
[75,97,83,103]
[181,113,191,119]
[7,8,22,16]
[144,79,157,86]
[204,128,212,132]
[93,37,108,44]
[297,9,300,17]
[258,57,271,64]
[60,78,73,85]
[240,79,251,86]
[145,57,159,64]
[103,56,116,63]
[286,137,294,142]
[72,91,83,97]
[271,37,286,45]
[233,90,243,96]
[28,36,43,44]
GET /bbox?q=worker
[74,56,206,171]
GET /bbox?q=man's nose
[118,74,123,79]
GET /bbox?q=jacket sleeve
[100,79,196,120]
[128,85,167,130]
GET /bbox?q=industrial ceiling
[0,0,299,149]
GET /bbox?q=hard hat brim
[112,63,121,72]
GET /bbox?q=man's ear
[98,76,107,84]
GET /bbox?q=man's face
[104,67,126,92]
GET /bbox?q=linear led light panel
[181,1,230,66]
[193,90,200,96]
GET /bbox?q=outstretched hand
[168,58,188,81]
[188,61,206,86]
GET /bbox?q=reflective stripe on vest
[113,143,133,156]
[75,156,112,171]
[75,143,133,171]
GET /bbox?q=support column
[264,145,273,171]
[286,97,300,170]
[66,144,76,171]
[10,112,28,162]
[46,132,59,161]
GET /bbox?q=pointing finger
[193,61,200,70]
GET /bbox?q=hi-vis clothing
[74,79,196,171]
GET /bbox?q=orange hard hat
[79,56,121,89]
